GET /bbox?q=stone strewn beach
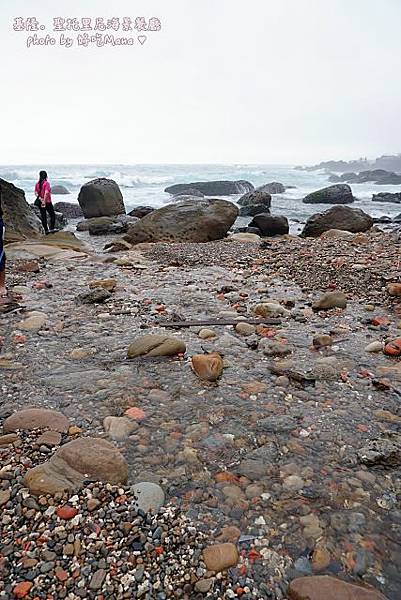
[1,223,401,599]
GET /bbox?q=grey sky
[1,0,400,164]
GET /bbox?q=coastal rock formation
[288,576,388,600]
[165,180,254,196]
[249,213,289,236]
[77,215,138,235]
[0,178,42,241]
[24,437,128,495]
[78,178,126,218]
[172,188,204,198]
[329,170,401,185]
[302,205,373,237]
[372,192,401,204]
[257,182,286,194]
[238,190,272,209]
[239,204,270,217]
[128,206,155,218]
[54,202,84,218]
[124,198,238,244]
[52,185,70,195]
[303,184,354,205]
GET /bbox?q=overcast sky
[1,0,401,164]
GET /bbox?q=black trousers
[40,203,56,233]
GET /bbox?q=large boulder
[288,576,388,600]
[172,188,204,198]
[239,204,270,217]
[303,184,354,205]
[238,190,271,208]
[128,206,155,218]
[257,182,286,194]
[52,184,70,195]
[77,215,138,235]
[165,180,254,196]
[249,213,289,236]
[124,198,239,244]
[0,178,42,241]
[78,178,125,218]
[54,202,84,218]
[372,192,401,204]
[302,205,373,237]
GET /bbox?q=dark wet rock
[0,178,42,241]
[237,190,271,208]
[302,205,373,237]
[78,178,126,218]
[303,184,354,205]
[128,206,155,218]
[76,215,138,235]
[393,213,401,223]
[233,226,262,235]
[357,438,401,467]
[372,192,401,204]
[76,288,112,304]
[239,204,270,217]
[165,180,254,196]
[372,215,393,224]
[124,198,238,244]
[172,188,205,198]
[257,182,286,194]
[53,202,83,218]
[338,169,401,185]
[249,213,289,236]
[52,185,70,195]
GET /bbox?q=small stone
[131,482,165,513]
[36,430,62,447]
[55,567,69,582]
[312,292,347,311]
[235,322,256,336]
[17,313,47,331]
[89,278,117,291]
[68,425,82,436]
[217,526,241,543]
[365,341,383,353]
[0,433,18,446]
[312,334,333,348]
[3,408,70,433]
[202,543,239,572]
[76,288,111,304]
[57,505,78,520]
[191,353,224,382]
[103,416,138,441]
[288,575,388,600]
[253,302,290,318]
[283,475,305,491]
[89,569,106,591]
[127,334,186,358]
[198,328,217,340]
[87,498,101,512]
[262,340,292,356]
[13,582,33,598]
[312,547,331,572]
[387,283,401,297]
[195,578,214,593]
[0,489,11,506]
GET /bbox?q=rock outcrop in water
[0,178,42,241]
[54,202,84,219]
[303,184,354,205]
[302,205,373,237]
[124,198,238,243]
[256,182,286,194]
[78,178,125,218]
[329,170,401,185]
[165,180,254,196]
[52,185,70,195]
[372,192,401,204]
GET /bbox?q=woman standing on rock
[0,182,6,299]
[35,170,56,234]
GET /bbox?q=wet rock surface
[1,230,401,598]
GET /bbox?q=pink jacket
[35,180,52,204]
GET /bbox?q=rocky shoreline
[1,223,401,599]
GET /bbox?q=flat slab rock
[3,408,70,433]
[24,437,128,495]
[127,334,186,358]
[288,576,388,600]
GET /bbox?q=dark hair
[39,170,48,196]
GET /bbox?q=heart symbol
[138,36,147,45]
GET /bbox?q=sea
[1,164,400,235]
